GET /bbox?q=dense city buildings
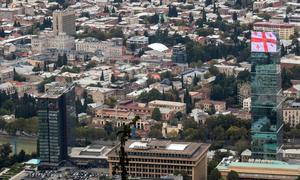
[107,139,210,180]
[3,0,300,178]
[37,85,76,168]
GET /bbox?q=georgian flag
[251,31,277,53]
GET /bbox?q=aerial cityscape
[0,0,300,179]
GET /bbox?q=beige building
[107,139,210,180]
[253,22,295,40]
[238,82,251,105]
[283,102,300,127]
[148,100,186,114]
[93,108,135,127]
[0,67,14,83]
[162,122,183,138]
[0,82,15,95]
[53,9,76,36]
[75,38,123,59]
[31,32,75,54]
[85,87,115,104]
[243,97,251,112]
[196,100,226,113]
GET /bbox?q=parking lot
[22,168,107,180]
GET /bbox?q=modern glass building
[251,34,283,160]
[172,43,187,64]
[37,85,76,168]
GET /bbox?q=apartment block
[53,9,76,36]
[253,22,294,40]
[148,100,186,114]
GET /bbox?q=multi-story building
[126,36,149,51]
[217,156,300,180]
[250,32,283,160]
[85,87,115,104]
[243,97,251,112]
[31,32,75,54]
[118,100,153,118]
[75,38,123,59]
[0,67,14,83]
[253,22,294,40]
[172,43,187,64]
[283,101,300,127]
[107,139,210,180]
[0,8,20,20]
[37,85,76,168]
[53,9,76,36]
[195,100,226,113]
[93,108,135,127]
[0,82,15,95]
[162,122,183,138]
[148,100,186,114]
[238,82,251,105]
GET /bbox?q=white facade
[31,32,75,54]
[243,97,251,112]
[75,38,123,59]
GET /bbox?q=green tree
[281,68,292,90]
[118,13,122,22]
[208,168,221,180]
[205,0,212,6]
[0,28,5,37]
[148,125,163,139]
[189,12,194,23]
[111,74,116,83]
[208,160,218,175]
[105,97,117,108]
[138,89,162,103]
[112,116,140,179]
[57,54,63,67]
[284,15,289,23]
[227,170,239,180]
[111,7,116,14]
[100,71,105,81]
[235,139,249,155]
[232,12,238,22]
[151,108,162,121]
[183,88,192,114]
[62,53,68,65]
[76,98,84,114]
[175,111,183,121]
[202,7,207,22]
[193,73,200,86]
[13,68,26,82]
[17,149,26,162]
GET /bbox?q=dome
[148,43,168,52]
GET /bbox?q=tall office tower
[172,43,187,64]
[37,85,76,168]
[250,32,283,160]
[52,9,76,36]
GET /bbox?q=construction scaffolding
[250,34,283,160]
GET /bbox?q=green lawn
[0,163,24,180]
[0,136,37,154]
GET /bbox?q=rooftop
[148,100,186,107]
[107,139,210,159]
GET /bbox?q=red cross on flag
[251,31,277,53]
